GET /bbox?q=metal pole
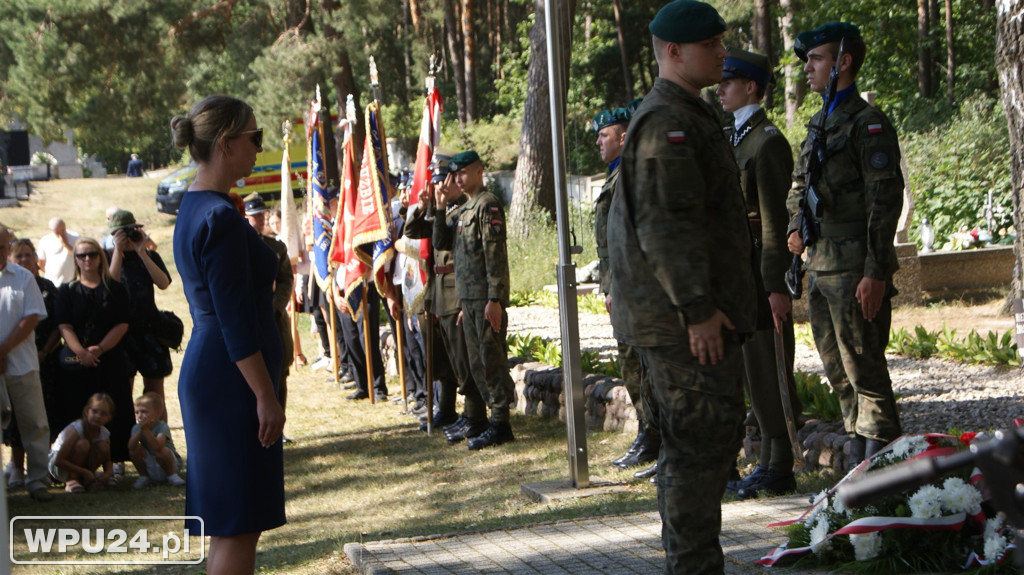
[545,0,589,488]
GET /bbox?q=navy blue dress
[173,190,285,536]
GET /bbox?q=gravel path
[508,304,1024,435]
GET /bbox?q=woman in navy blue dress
[170,95,285,574]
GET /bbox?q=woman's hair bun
[169,115,194,149]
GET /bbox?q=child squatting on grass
[48,393,116,493]
[127,392,185,489]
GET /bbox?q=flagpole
[314,85,343,388]
[397,307,408,412]
[423,312,434,433]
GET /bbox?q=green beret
[591,108,629,132]
[449,150,481,173]
[625,98,643,118]
[648,0,726,44]
[722,47,773,88]
[794,22,861,62]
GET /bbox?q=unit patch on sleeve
[666,130,687,143]
[867,123,883,135]
[869,151,889,170]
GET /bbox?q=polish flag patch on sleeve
[667,130,686,143]
[867,123,883,134]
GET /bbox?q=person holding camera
[106,210,173,411]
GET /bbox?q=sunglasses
[238,128,263,149]
[75,251,100,260]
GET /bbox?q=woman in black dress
[54,237,132,472]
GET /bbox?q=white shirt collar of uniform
[732,105,762,130]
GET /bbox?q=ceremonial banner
[410,84,442,274]
[331,110,371,319]
[350,100,395,305]
[279,133,303,263]
[308,102,333,291]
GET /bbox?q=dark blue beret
[794,22,861,62]
[648,0,726,44]
[722,47,773,88]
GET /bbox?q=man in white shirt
[36,217,79,286]
[0,225,53,501]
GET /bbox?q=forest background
[0,0,1016,252]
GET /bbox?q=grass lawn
[1,176,658,574]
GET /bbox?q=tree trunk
[998,0,1024,305]
[918,0,933,97]
[611,0,634,101]
[409,0,422,36]
[444,0,467,125]
[508,0,573,236]
[778,0,800,127]
[754,0,773,108]
[945,0,955,106]
[462,0,477,122]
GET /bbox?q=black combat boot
[611,431,646,466]
[467,421,515,450]
[617,431,660,468]
[726,465,768,494]
[865,438,888,460]
[419,410,458,432]
[443,416,467,435]
[445,418,488,445]
[847,435,866,471]
[633,462,657,480]
[736,468,796,500]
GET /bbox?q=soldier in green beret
[786,22,904,466]
[433,150,516,450]
[716,47,801,499]
[606,0,757,572]
[591,107,661,477]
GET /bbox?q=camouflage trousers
[638,337,745,575]
[618,340,655,433]
[461,299,516,423]
[807,271,901,442]
[741,318,800,471]
[435,311,486,420]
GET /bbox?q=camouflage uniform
[786,88,903,443]
[728,108,801,471]
[434,188,515,424]
[405,200,486,420]
[595,163,653,438]
[607,77,756,574]
[263,234,293,409]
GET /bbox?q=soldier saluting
[432,150,516,450]
[606,1,757,572]
[786,23,904,467]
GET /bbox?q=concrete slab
[520,478,631,503]
[345,494,810,574]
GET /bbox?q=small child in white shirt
[127,392,184,489]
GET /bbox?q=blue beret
[794,22,861,62]
[649,0,726,44]
[591,108,629,132]
[449,150,481,173]
[722,47,773,88]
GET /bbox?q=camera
[126,227,143,243]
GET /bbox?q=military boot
[847,436,866,471]
[633,462,657,480]
[736,468,796,500]
[865,438,888,460]
[611,431,646,467]
[445,418,488,445]
[726,465,768,494]
[616,431,660,468]
[467,421,515,451]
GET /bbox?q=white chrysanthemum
[909,485,944,518]
[889,435,928,460]
[940,477,982,515]
[850,532,883,561]
[984,513,1006,538]
[831,493,848,516]
[984,533,1008,562]
[805,490,830,527]
[810,515,831,555]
